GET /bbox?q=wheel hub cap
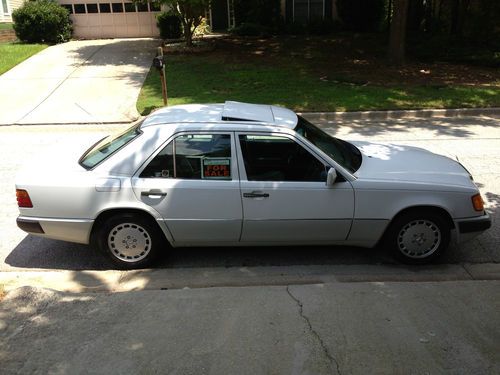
[397,219,441,258]
[108,223,151,262]
[412,233,426,246]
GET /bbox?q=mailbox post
[153,46,168,106]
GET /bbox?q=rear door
[132,132,242,244]
[237,133,355,243]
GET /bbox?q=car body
[16,101,491,268]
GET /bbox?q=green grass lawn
[0,23,14,30]
[137,54,500,115]
[0,42,47,75]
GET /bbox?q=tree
[160,0,210,46]
[450,0,471,38]
[388,0,410,65]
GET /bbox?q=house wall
[1,0,25,22]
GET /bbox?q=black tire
[96,213,164,269]
[383,210,451,264]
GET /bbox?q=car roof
[141,101,298,129]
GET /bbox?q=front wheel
[384,211,451,264]
[96,213,164,269]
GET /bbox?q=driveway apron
[0,38,158,125]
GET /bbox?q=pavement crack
[286,286,342,375]
[461,263,475,280]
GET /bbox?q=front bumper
[17,216,94,244]
[457,214,492,234]
[455,213,492,243]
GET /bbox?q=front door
[132,132,242,244]
[237,133,354,243]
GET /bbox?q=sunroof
[221,101,275,123]
[221,116,257,122]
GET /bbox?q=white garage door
[59,1,161,38]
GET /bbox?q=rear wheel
[96,213,164,269]
[384,210,451,264]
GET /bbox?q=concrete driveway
[0,39,158,125]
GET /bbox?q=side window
[239,135,327,182]
[140,134,232,180]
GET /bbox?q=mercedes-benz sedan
[16,101,491,268]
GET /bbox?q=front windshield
[295,116,362,173]
[79,121,143,169]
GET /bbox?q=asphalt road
[2,116,499,375]
[2,281,499,374]
[0,115,498,272]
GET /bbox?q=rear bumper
[17,218,45,234]
[17,216,94,244]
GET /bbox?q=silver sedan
[16,101,491,268]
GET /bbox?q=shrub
[12,0,72,44]
[193,17,211,37]
[156,12,182,39]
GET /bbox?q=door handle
[141,190,167,198]
[243,191,270,198]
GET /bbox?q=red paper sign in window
[202,158,231,180]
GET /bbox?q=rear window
[79,123,142,169]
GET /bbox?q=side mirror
[326,167,337,186]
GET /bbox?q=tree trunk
[388,0,410,65]
[184,20,193,47]
[450,0,460,36]
[387,0,393,31]
[185,32,193,47]
[423,0,433,33]
[407,0,425,33]
[450,0,471,38]
[332,0,340,21]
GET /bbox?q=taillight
[471,193,484,212]
[16,189,33,208]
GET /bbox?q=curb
[2,107,499,127]
[1,263,499,294]
[300,107,500,122]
